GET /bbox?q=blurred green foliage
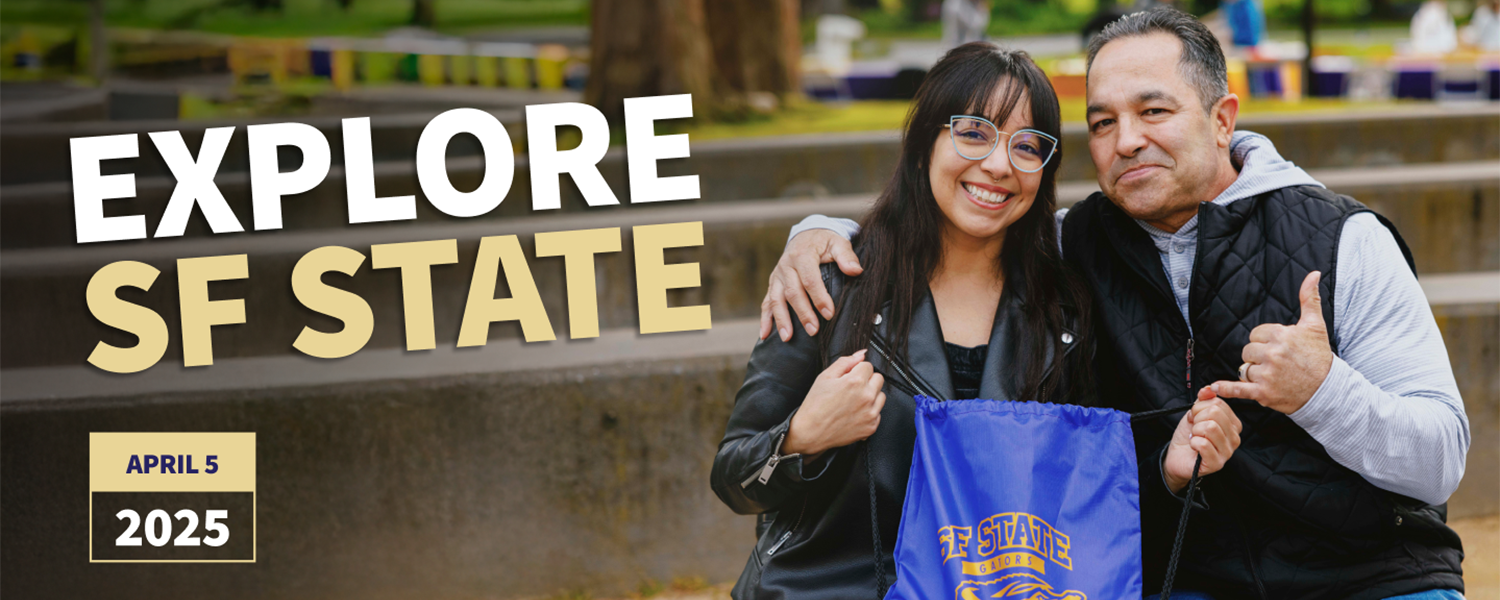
[1264,0,1361,26]
[0,0,588,38]
[852,0,1422,38]
[2,0,1424,44]
[987,0,1098,36]
[853,0,1099,39]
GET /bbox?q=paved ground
[1458,515,1500,600]
[589,516,1499,600]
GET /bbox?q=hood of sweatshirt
[1211,130,1324,207]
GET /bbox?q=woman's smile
[928,88,1042,244]
[961,181,1014,211]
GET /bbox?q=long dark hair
[833,43,1095,405]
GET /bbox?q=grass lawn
[0,0,587,39]
[849,4,1095,40]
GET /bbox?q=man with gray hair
[761,8,1469,599]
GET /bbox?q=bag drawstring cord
[1128,392,1209,600]
[864,443,889,598]
[1157,454,1201,600]
[862,334,1199,600]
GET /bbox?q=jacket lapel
[977,292,1022,402]
[906,286,955,402]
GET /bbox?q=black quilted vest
[1062,186,1464,599]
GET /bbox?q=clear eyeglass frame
[943,115,1059,173]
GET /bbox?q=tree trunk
[704,0,801,109]
[412,0,436,27]
[586,0,719,121]
[90,0,108,84]
[909,0,938,21]
[1302,0,1314,91]
[587,0,803,120]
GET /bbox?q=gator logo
[940,513,1087,600]
[956,573,1088,600]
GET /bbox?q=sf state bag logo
[885,396,1142,600]
[941,512,1083,599]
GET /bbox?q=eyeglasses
[943,115,1059,173]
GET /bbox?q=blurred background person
[1410,0,1459,54]
[1223,0,1266,48]
[1463,0,1500,51]
[942,0,991,47]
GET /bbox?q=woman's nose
[980,143,1013,181]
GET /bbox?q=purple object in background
[844,75,896,99]
[844,61,902,100]
[1395,68,1438,99]
[1310,71,1348,97]
[1246,64,1282,97]
[1309,56,1355,98]
[310,49,333,78]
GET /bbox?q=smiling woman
[711,42,1101,600]
[929,109,1060,272]
[839,42,1087,371]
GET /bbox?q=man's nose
[1115,116,1148,157]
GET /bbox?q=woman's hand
[1164,386,1243,494]
[783,350,886,458]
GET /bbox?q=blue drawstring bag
[883,395,1143,600]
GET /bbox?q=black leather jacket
[710,266,1086,600]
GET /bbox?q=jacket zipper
[868,333,941,401]
[1198,334,1269,600]
[1185,338,1195,393]
[767,498,807,556]
[883,350,927,398]
[1233,511,1271,600]
[741,431,800,489]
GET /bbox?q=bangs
[900,43,1062,166]
[963,76,1030,129]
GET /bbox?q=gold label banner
[90,432,256,492]
[961,552,1046,576]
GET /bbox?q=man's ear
[1211,93,1240,149]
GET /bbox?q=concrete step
[0,108,524,187]
[0,196,816,369]
[1335,162,1500,275]
[2,290,1495,599]
[0,131,885,250]
[2,105,1494,196]
[5,272,1494,402]
[1,351,759,600]
[0,147,1494,255]
[2,162,1496,369]
[1058,105,1500,184]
